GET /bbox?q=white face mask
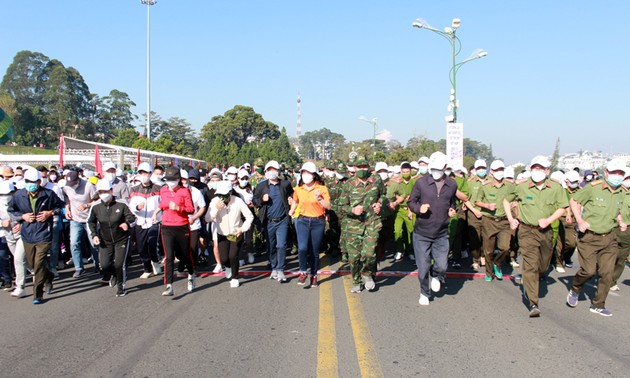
[431,170,444,181]
[568,182,579,189]
[209,181,219,190]
[492,171,504,181]
[139,175,151,185]
[49,175,57,182]
[99,193,112,202]
[105,172,116,183]
[531,170,547,183]
[444,169,452,177]
[40,177,49,186]
[378,172,389,181]
[238,179,249,188]
[166,180,178,189]
[301,173,314,184]
[623,179,630,189]
[0,194,11,207]
[335,173,344,180]
[266,171,279,181]
[227,174,237,182]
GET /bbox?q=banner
[446,123,464,168]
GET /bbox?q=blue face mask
[607,174,623,188]
[418,166,428,175]
[25,183,39,193]
[476,169,487,178]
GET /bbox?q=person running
[87,180,136,297]
[289,162,331,287]
[207,181,254,288]
[152,167,196,297]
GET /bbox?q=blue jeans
[266,216,288,271]
[295,216,326,276]
[48,215,61,270]
[413,232,449,297]
[0,237,11,282]
[70,221,98,270]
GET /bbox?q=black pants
[99,238,129,289]
[180,229,200,271]
[218,234,242,279]
[136,224,160,273]
[162,225,194,285]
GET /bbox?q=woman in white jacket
[206,181,254,287]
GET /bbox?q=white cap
[550,171,564,183]
[137,162,152,173]
[180,169,189,179]
[522,171,532,179]
[461,167,469,175]
[391,165,401,174]
[24,169,41,182]
[301,161,317,173]
[374,162,388,172]
[116,168,123,177]
[418,156,430,165]
[474,159,487,169]
[265,160,280,171]
[606,158,626,173]
[530,155,551,169]
[428,152,448,170]
[14,179,25,190]
[103,162,116,172]
[490,160,505,171]
[564,170,580,183]
[237,169,249,179]
[0,181,15,194]
[209,168,222,179]
[410,161,420,170]
[215,181,233,195]
[504,167,515,179]
[242,162,251,169]
[96,179,112,191]
[226,166,239,175]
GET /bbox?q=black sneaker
[529,304,541,318]
[1,280,12,291]
[297,273,308,285]
[116,287,127,297]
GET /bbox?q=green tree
[111,128,140,147]
[298,128,346,161]
[97,89,137,141]
[550,137,560,171]
[200,105,280,146]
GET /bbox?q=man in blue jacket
[8,169,65,304]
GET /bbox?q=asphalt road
[1,252,629,378]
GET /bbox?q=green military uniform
[387,177,416,258]
[478,177,514,279]
[570,181,623,310]
[449,174,469,265]
[467,175,486,266]
[323,161,342,257]
[613,187,630,287]
[333,163,349,262]
[556,185,580,269]
[505,178,569,310]
[339,167,386,288]
[377,176,396,262]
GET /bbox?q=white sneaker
[140,272,152,279]
[363,275,376,291]
[161,285,174,296]
[212,264,223,274]
[480,257,486,266]
[555,266,566,273]
[430,276,441,292]
[187,274,196,292]
[230,279,240,288]
[510,260,520,268]
[225,269,233,280]
[151,261,162,275]
[269,270,278,280]
[394,252,403,261]
[10,287,27,298]
[419,294,429,306]
[239,259,245,267]
[610,284,620,292]
[247,253,255,264]
[408,254,415,261]
[276,271,287,282]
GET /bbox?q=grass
[0,145,58,155]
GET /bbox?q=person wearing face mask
[8,169,65,304]
[253,160,294,282]
[206,168,227,273]
[338,158,386,293]
[332,163,350,262]
[388,162,417,262]
[129,163,163,279]
[466,159,488,271]
[407,152,458,306]
[611,169,630,292]
[580,170,594,188]
[374,162,395,263]
[187,168,212,266]
[87,180,136,297]
[566,159,626,317]
[36,165,64,277]
[416,156,430,178]
[62,169,100,278]
[234,169,256,265]
[177,169,206,276]
[503,155,568,318]
[152,167,196,297]
[1,181,28,297]
[225,166,239,185]
[475,160,514,281]
[288,162,331,287]
[150,165,166,186]
[553,170,582,273]
[249,158,266,188]
[103,162,130,204]
[321,161,342,258]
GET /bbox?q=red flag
[136,147,141,167]
[94,144,102,176]
[155,156,159,167]
[59,134,65,167]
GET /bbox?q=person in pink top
[152,167,196,297]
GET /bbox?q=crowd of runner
[1,152,628,317]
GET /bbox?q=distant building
[557,150,630,171]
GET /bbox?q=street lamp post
[358,116,378,157]
[141,0,156,142]
[412,18,487,123]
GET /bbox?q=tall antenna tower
[296,92,302,139]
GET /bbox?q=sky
[2,1,629,165]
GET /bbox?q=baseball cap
[209,168,223,179]
[606,158,626,173]
[530,155,551,169]
[237,169,249,179]
[418,156,430,165]
[374,162,388,172]
[0,181,15,194]
[474,159,487,169]
[300,162,317,173]
[550,171,564,183]
[265,160,280,171]
[65,170,80,186]
[354,158,369,167]
[180,169,189,179]
[24,169,41,182]
[137,162,152,173]
[103,162,116,172]
[226,166,239,175]
[490,160,505,171]
[504,167,515,179]
[215,181,233,195]
[564,170,580,183]
[428,152,448,170]
[96,179,112,191]
[164,166,181,181]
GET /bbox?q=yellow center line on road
[342,274,384,378]
[317,254,339,378]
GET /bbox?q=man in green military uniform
[333,163,350,262]
[566,159,626,317]
[467,159,488,271]
[503,155,568,317]
[554,170,581,272]
[388,162,417,262]
[375,162,395,263]
[322,161,341,257]
[611,169,630,292]
[475,160,514,281]
[338,158,386,293]
[249,158,266,187]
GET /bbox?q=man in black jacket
[8,169,65,304]
[253,160,294,282]
[88,180,136,297]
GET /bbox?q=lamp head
[452,18,461,29]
